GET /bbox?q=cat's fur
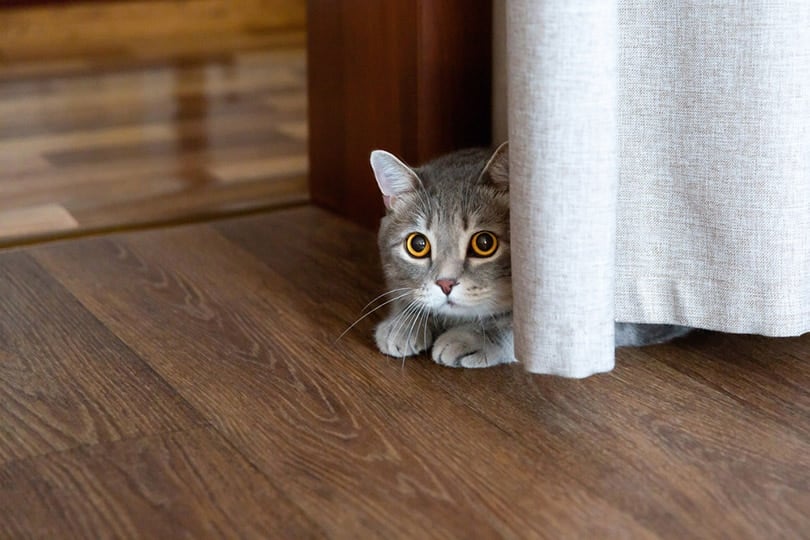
[369,143,691,368]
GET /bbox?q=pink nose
[435,279,458,295]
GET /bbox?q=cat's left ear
[370,150,421,209]
[481,141,509,191]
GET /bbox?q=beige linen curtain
[506,1,810,377]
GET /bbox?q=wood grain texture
[0,428,317,538]
[32,220,649,538]
[307,0,492,230]
[0,204,801,538]
[0,251,204,465]
[0,45,308,247]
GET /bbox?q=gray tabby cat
[369,143,691,368]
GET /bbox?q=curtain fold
[508,1,810,377]
[507,1,619,377]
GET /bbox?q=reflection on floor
[0,37,308,247]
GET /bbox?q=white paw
[374,314,433,358]
[432,327,516,368]
[430,328,486,368]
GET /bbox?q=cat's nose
[435,279,458,296]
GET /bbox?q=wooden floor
[0,38,308,247]
[1,205,807,538]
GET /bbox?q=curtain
[506,1,810,377]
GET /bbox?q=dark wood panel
[307,0,492,229]
[416,1,493,159]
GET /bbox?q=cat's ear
[370,150,421,209]
[481,141,509,191]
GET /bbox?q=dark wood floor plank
[667,333,810,437]
[31,218,652,538]
[346,329,810,540]
[0,205,801,537]
[0,428,318,539]
[215,207,810,539]
[428,348,810,539]
[0,252,205,465]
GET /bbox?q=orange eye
[469,231,498,257]
[406,232,431,258]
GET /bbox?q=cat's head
[370,143,511,320]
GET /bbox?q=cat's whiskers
[403,304,422,352]
[402,302,427,367]
[412,304,431,368]
[391,300,421,350]
[359,287,413,314]
[421,305,431,359]
[389,300,423,365]
[417,304,430,341]
[336,290,413,342]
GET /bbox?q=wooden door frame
[307,0,493,229]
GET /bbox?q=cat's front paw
[432,327,513,368]
[375,314,433,358]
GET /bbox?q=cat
[368,143,692,368]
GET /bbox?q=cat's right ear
[481,141,509,190]
[370,150,420,210]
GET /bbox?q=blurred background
[0,0,308,246]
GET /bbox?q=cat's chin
[432,302,501,320]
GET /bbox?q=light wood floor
[0,36,308,247]
[1,206,807,538]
